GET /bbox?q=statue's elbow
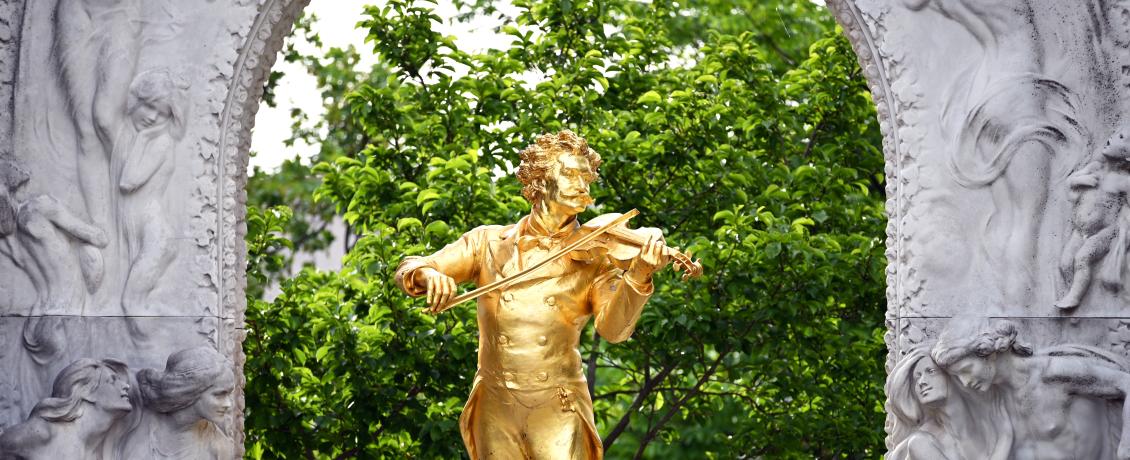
[597,323,635,344]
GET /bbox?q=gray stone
[829,0,1130,457]
[0,0,310,457]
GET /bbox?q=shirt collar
[523,212,579,239]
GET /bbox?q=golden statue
[396,130,701,459]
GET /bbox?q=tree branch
[631,351,728,460]
[587,328,600,396]
[602,361,678,451]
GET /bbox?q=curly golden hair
[517,130,601,204]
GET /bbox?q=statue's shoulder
[0,417,52,454]
[465,223,517,241]
[889,431,944,460]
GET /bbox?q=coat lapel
[487,220,521,279]
[486,216,576,286]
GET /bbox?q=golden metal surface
[396,130,696,459]
[429,209,641,314]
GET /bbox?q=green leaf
[791,217,815,228]
[643,111,667,125]
[596,76,610,92]
[397,217,422,231]
[695,74,718,85]
[425,220,450,236]
[713,210,735,222]
[447,157,471,171]
[417,189,441,206]
[765,242,782,258]
[636,90,662,104]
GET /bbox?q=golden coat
[396,216,654,459]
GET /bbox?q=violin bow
[429,209,640,314]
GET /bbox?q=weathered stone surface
[0,0,309,456]
[829,0,1130,457]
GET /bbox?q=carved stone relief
[0,358,131,459]
[0,0,312,456]
[888,318,1130,459]
[121,346,235,459]
[0,347,232,459]
[827,0,1130,456]
[1057,129,1130,310]
[831,0,1130,318]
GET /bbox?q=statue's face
[131,99,172,130]
[947,355,996,392]
[913,359,948,405]
[192,369,235,427]
[543,152,595,216]
[89,368,132,413]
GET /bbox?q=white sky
[248,0,519,172]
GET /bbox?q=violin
[570,211,704,281]
[431,209,702,313]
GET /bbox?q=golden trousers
[461,375,602,460]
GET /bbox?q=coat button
[498,335,509,345]
[537,336,548,346]
[503,293,515,302]
[544,296,556,307]
[536,372,548,382]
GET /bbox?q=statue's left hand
[627,233,671,283]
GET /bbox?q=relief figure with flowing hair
[119,347,234,459]
[0,359,131,459]
[933,318,1130,459]
[904,0,1088,308]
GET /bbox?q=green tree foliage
[244,0,887,458]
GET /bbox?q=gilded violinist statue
[396,130,700,459]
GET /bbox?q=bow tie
[517,234,567,251]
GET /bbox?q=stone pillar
[830,0,1130,457]
[0,0,308,457]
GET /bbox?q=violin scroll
[668,247,704,281]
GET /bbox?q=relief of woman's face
[913,359,949,406]
[191,370,234,427]
[89,368,132,414]
[131,99,172,130]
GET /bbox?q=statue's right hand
[421,268,457,314]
